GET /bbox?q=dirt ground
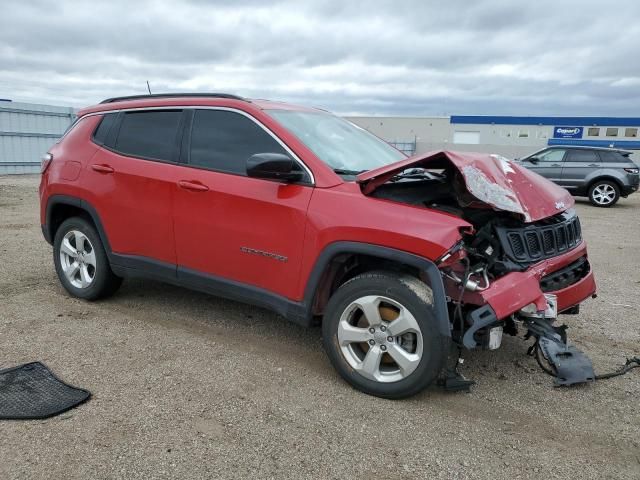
[1,174,639,479]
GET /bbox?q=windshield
[267,110,406,175]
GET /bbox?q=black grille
[496,210,583,264]
[540,256,590,292]
[542,230,555,253]
[556,227,567,250]
[509,233,525,257]
[525,232,542,258]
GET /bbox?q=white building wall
[346,115,553,159]
[0,101,75,174]
[347,115,640,162]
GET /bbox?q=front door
[172,109,313,300]
[525,148,567,184]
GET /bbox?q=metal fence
[0,101,76,174]
[388,140,417,156]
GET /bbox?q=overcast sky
[2,0,640,116]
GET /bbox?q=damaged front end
[435,211,597,388]
[357,150,598,387]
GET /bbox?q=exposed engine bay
[370,167,585,291]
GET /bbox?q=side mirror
[246,153,304,182]
[528,156,539,164]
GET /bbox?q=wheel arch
[44,195,112,255]
[587,175,624,193]
[302,242,451,337]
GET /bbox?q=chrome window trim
[81,106,315,185]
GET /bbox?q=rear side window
[189,109,289,174]
[114,110,182,162]
[92,113,117,145]
[599,151,627,163]
[565,150,598,163]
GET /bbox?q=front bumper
[457,241,596,320]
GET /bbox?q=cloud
[1,0,639,115]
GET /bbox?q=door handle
[91,164,114,174]
[178,180,209,192]
[588,163,600,167]
[551,164,562,167]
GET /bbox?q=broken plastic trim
[438,345,475,392]
[524,317,596,386]
[462,305,498,349]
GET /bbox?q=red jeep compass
[40,93,598,398]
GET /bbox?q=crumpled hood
[356,150,574,223]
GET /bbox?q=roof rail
[99,93,247,104]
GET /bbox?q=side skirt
[110,253,308,326]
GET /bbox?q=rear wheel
[588,180,619,207]
[53,217,122,300]
[322,271,447,399]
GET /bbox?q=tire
[588,180,620,207]
[322,271,448,399]
[53,217,122,300]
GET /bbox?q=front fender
[302,241,451,337]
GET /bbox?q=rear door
[172,108,313,300]
[525,148,566,184]
[85,109,184,266]
[560,149,601,190]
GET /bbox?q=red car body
[39,95,596,332]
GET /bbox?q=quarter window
[114,110,183,162]
[189,110,290,175]
[93,113,117,145]
[599,151,626,163]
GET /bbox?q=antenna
[146,81,152,95]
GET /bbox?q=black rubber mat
[0,362,91,420]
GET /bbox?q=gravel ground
[1,174,639,479]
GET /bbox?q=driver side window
[189,109,291,175]
[537,149,566,162]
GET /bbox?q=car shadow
[111,277,543,395]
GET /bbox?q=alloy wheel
[59,230,97,288]
[337,295,423,383]
[591,184,617,206]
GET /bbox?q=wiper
[333,168,367,176]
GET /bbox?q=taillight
[41,153,53,173]
[624,167,639,174]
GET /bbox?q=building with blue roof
[347,115,640,161]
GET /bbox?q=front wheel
[322,271,447,399]
[588,180,620,207]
